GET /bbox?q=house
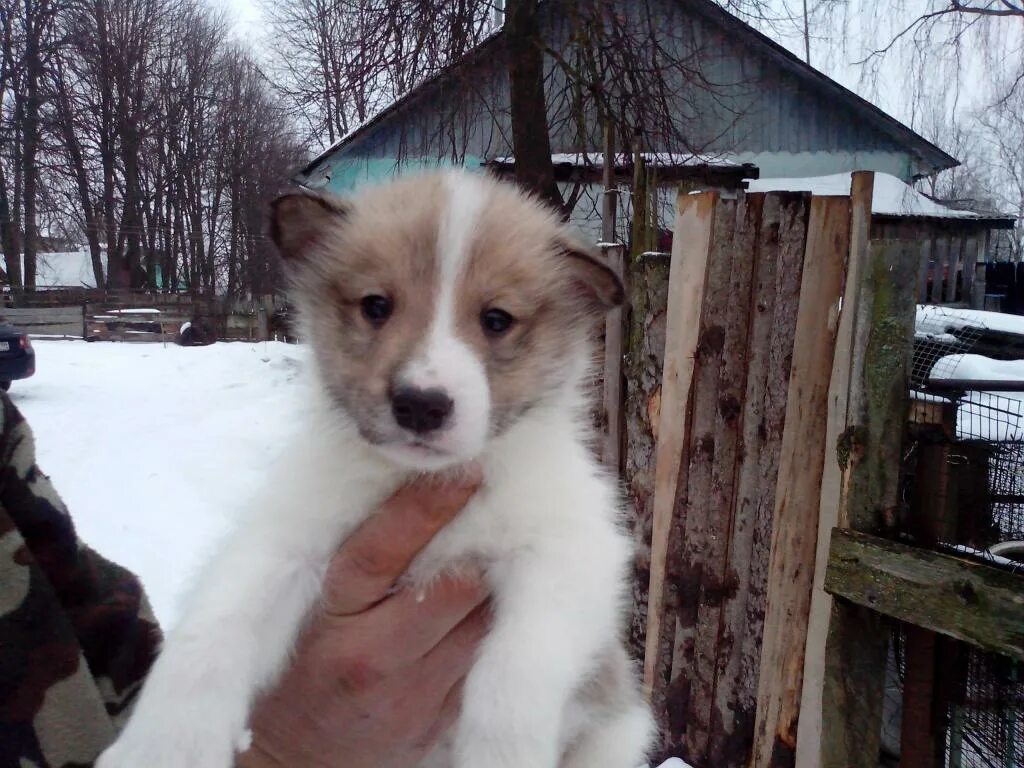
[295,0,956,205]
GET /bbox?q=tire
[0,381,11,391]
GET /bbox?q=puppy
[97,171,653,768]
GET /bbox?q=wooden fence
[0,292,290,342]
[608,172,1024,768]
[0,306,85,338]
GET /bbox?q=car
[0,324,35,391]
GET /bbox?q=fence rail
[0,293,291,343]
[0,307,84,338]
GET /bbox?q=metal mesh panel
[890,308,1024,768]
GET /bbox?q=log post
[643,191,716,720]
[818,231,920,768]
[601,244,626,474]
[900,400,958,767]
[795,170,874,767]
[751,194,853,767]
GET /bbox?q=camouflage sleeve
[0,394,161,768]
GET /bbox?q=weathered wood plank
[825,529,1024,661]
[794,170,874,768]
[820,236,920,768]
[624,253,671,663]
[960,235,978,301]
[0,307,83,323]
[945,235,962,303]
[601,245,626,474]
[972,232,990,310]
[930,236,948,304]
[710,192,809,766]
[643,191,716,715]
[751,194,852,768]
[671,195,743,762]
[917,236,932,303]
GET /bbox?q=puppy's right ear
[269,191,350,262]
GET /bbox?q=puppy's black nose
[391,388,453,434]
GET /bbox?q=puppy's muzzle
[391,387,454,434]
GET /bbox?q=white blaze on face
[394,172,492,463]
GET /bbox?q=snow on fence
[609,172,1024,768]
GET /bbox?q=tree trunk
[54,70,105,288]
[22,10,41,291]
[0,162,22,289]
[504,0,562,213]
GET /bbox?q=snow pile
[11,340,309,627]
[749,173,1007,221]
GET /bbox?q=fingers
[418,676,467,751]
[323,469,482,615]
[344,573,488,670]
[311,582,490,702]
[406,606,491,754]
[416,601,491,690]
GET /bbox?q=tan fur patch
[453,182,620,427]
[272,171,622,445]
[285,175,447,439]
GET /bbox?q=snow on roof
[489,152,747,169]
[748,172,1012,222]
[741,173,1011,221]
[35,250,105,289]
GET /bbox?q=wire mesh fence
[893,305,1024,768]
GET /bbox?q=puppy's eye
[481,308,515,337]
[360,295,393,325]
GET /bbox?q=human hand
[237,472,486,768]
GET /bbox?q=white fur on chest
[406,408,620,588]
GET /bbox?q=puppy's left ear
[269,190,350,262]
[556,235,625,312]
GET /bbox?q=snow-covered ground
[10,339,308,627]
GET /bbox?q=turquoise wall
[321,155,485,195]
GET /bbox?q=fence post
[643,190,716,714]
[900,400,958,767]
[750,193,852,767]
[795,170,874,766]
[601,245,625,473]
[817,233,919,768]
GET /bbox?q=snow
[917,304,1024,337]
[748,172,1012,221]
[931,354,1024,441]
[10,339,309,628]
[933,354,1024,385]
[490,152,745,169]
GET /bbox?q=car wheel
[0,381,10,392]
